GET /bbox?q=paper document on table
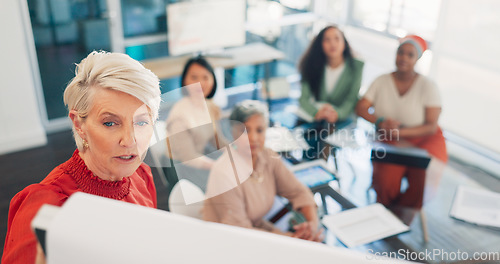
[324,128,368,149]
[321,203,409,248]
[294,107,314,123]
[449,185,500,229]
[265,126,309,152]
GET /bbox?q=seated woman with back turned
[1,51,161,264]
[356,35,448,212]
[203,100,322,241]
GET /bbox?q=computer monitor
[166,0,246,56]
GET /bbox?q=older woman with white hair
[203,100,322,242]
[1,51,161,264]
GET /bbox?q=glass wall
[351,0,391,32]
[120,0,168,37]
[27,0,111,120]
[25,0,357,123]
[120,0,316,61]
[28,0,444,126]
[225,0,317,88]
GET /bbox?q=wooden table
[141,42,286,80]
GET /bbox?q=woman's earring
[82,139,89,150]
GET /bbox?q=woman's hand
[314,104,338,123]
[379,118,400,130]
[291,221,324,242]
[378,118,401,141]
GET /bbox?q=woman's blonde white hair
[63,51,161,151]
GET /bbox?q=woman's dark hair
[180,56,217,99]
[298,25,354,100]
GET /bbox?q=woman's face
[322,27,345,61]
[184,63,215,98]
[396,43,418,73]
[75,88,154,181]
[244,114,267,159]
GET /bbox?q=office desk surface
[142,42,286,80]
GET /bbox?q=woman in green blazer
[299,25,364,124]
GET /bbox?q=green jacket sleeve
[298,81,319,118]
[335,60,364,121]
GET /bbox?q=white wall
[431,0,500,154]
[0,0,47,154]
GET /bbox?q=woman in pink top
[203,100,322,241]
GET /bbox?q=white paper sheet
[321,203,410,248]
[265,126,309,152]
[449,185,500,228]
[294,107,314,123]
[324,128,369,149]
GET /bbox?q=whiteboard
[167,0,246,56]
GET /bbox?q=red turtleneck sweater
[2,150,157,264]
